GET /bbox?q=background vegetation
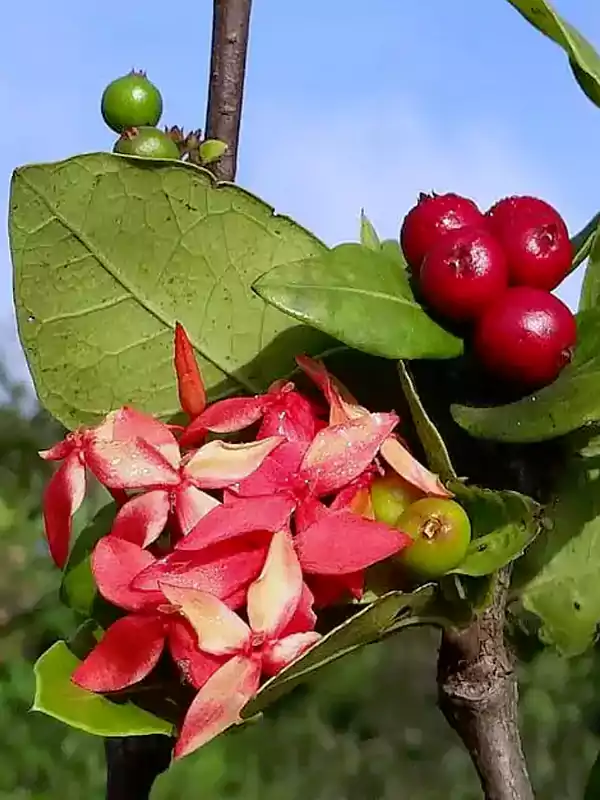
[1,361,599,800]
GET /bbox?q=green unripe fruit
[101,71,163,133]
[113,127,180,160]
[394,498,471,579]
[370,473,422,527]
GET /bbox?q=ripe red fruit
[474,287,577,389]
[400,192,485,274]
[419,227,509,323]
[485,196,572,291]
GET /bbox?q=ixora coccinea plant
[10,1,600,795]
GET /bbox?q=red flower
[72,533,268,693]
[160,530,321,759]
[40,408,179,568]
[85,418,284,549]
[297,356,453,498]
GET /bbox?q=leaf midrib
[19,170,256,393]
[261,278,421,309]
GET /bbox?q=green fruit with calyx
[394,498,471,579]
[101,70,163,133]
[370,473,422,527]
[113,127,180,160]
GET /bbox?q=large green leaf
[33,641,173,736]
[397,361,456,480]
[241,586,440,718]
[10,152,333,429]
[60,503,114,617]
[579,221,600,310]
[513,459,600,656]
[253,243,464,361]
[506,0,600,109]
[449,483,541,578]
[452,310,600,443]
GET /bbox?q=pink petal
[110,490,171,548]
[85,436,180,490]
[92,537,164,611]
[247,531,303,640]
[174,655,261,760]
[42,452,86,568]
[233,441,307,498]
[331,481,376,519]
[262,632,321,677]
[183,437,284,489]
[71,614,166,692]
[174,322,207,419]
[280,583,317,635]
[176,495,296,551]
[39,436,77,462]
[296,356,361,424]
[174,485,221,537]
[168,618,228,689]
[132,533,271,606]
[295,508,411,574]
[380,436,452,498]
[96,407,181,469]
[160,584,251,656]
[300,412,399,496]
[179,396,271,448]
[257,387,320,443]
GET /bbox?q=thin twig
[204,0,253,181]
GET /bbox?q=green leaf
[241,586,439,718]
[579,221,600,310]
[359,210,381,250]
[254,243,464,361]
[449,482,541,577]
[33,641,173,737]
[10,152,333,429]
[572,211,600,272]
[60,503,114,617]
[452,309,600,443]
[397,360,457,480]
[380,239,409,270]
[506,0,600,109]
[514,458,600,656]
[198,139,228,165]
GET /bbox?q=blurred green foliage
[1,365,599,799]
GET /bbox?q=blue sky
[1,0,600,389]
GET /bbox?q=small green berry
[394,498,471,579]
[101,71,163,133]
[113,127,180,160]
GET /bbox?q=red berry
[400,192,485,274]
[485,196,572,291]
[474,287,577,389]
[419,227,509,323]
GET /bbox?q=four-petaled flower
[160,530,321,758]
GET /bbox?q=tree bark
[204,0,253,181]
[104,736,174,800]
[437,569,534,800]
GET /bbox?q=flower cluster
[40,324,448,759]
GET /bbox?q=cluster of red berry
[400,193,577,390]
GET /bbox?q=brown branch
[204,0,253,181]
[437,569,534,800]
[104,736,174,800]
